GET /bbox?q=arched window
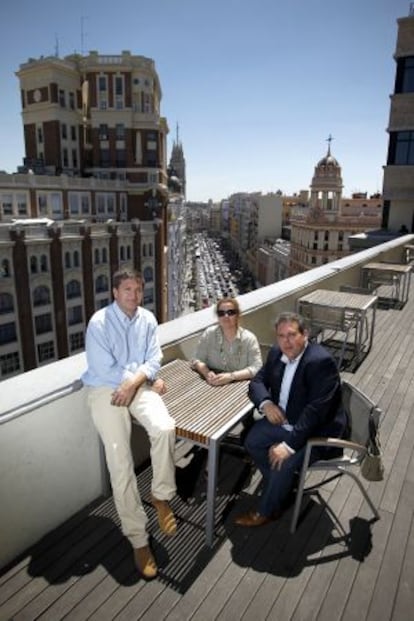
[73,250,80,267]
[120,246,125,261]
[0,292,14,314]
[33,285,51,307]
[95,274,109,293]
[127,246,131,260]
[65,251,71,268]
[66,279,81,299]
[102,247,108,263]
[94,248,100,264]
[30,256,38,274]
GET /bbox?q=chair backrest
[310,304,347,331]
[340,285,372,295]
[341,380,382,447]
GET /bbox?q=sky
[0,0,411,201]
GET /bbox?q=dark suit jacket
[248,342,347,452]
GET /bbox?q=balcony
[1,234,414,619]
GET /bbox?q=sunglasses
[217,309,237,317]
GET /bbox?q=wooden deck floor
[1,285,414,620]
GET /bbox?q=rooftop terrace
[1,234,414,620]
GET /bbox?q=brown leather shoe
[133,545,158,580]
[151,495,177,536]
[234,510,273,527]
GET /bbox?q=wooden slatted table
[158,358,253,547]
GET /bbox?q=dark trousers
[245,418,307,516]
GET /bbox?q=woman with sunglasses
[191,297,262,386]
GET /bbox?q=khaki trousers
[87,384,176,548]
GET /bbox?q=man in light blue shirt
[82,269,177,580]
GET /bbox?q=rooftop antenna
[80,16,88,55]
[54,34,59,57]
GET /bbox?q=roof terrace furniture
[290,379,381,534]
[297,289,377,370]
[361,262,411,309]
[157,358,254,547]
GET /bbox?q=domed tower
[309,136,343,218]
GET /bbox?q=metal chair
[301,303,358,370]
[365,270,400,306]
[290,380,381,534]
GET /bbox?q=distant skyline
[0,0,410,201]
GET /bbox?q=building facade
[382,5,414,232]
[0,50,177,380]
[289,144,382,274]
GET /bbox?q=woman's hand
[207,372,233,386]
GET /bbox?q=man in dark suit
[235,311,347,527]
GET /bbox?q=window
[116,123,125,139]
[114,76,124,109]
[40,254,48,272]
[102,248,108,263]
[144,287,154,305]
[0,322,17,345]
[96,297,109,309]
[100,149,111,167]
[35,313,52,335]
[98,76,107,91]
[17,193,28,216]
[38,193,47,216]
[67,305,83,326]
[50,192,63,219]
[61,123,67,140]
[116,149,126,167]
[0,352,20,375]
[69,91,75,109]
[81,194,90,214]
[394,131,414,165]
[1,258,10,277]
[95,274,109,293]
[94,248,100,264]
[107,195,115,215]
[143,266,153,282]
[69,194,80,215]
[66,280,81,299]
[70,332,84,352]
[73,250,80,267]
[59,89,66,107]
[0,292,14,314]
[30,256,38,274]
[65,251,71,268]
[63,148,69,167]
[72,149,78,169]
[37,341,55,363]
[1,194,13,216]
[396,56,414,93]
[33,285,51,306]
[99,124,109,140]
[37,126,43,144]
[71,125,77,141]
